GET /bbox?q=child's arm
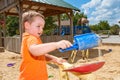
[29,40,72,56]
[45,53,66,65]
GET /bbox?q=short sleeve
[27,36,39,48]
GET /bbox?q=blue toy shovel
[59,33,101,52]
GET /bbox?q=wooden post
[66,11,73,37]
[18,0,23,43]
[2,12,6,48]
[0,27,2,47]
[70,11,73,37]
[57,14,61,35]
[4,0,7,7]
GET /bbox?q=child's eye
[37,26,40,27]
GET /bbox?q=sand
[0,45,120,80]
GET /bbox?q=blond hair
[22,11,44,26]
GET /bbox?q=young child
[19,11,72,80]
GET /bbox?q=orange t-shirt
[19,32,48,80]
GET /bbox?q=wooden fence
[3,37,21,53]
[2,35,73,53]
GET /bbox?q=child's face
[26,16,45,38]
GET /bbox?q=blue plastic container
[59,33,101,52]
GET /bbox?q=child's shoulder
[23,32,41,43]
[28,35,39,41]
[23,32,37,39]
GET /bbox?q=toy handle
[59,45,78,52]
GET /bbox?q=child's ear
[24,22,30,29]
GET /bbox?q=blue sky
[64,0,120,25]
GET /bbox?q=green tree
[61,14,69,20]
[73,12,87,26]
[89,24,99,33]
[6,16,19,36]
[110,24,119,35]
[98,21,110,30]
[5,16,57,36]
[0,14,4,33]
[60,12,87,26]
[44,16,57,35]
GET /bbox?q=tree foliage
[0,15,19,36]
[110,24,119,35]
[6,16,19,36]
[90,20,120,35]
[1,11,120,36]
[90,24,99,32]
[61,14,69,20]
[90,20,111,34]
[73,12,87,26]
[44,16,57,35]
[1,15,57,36]
[98,21,110,30]
[60,12,87,26]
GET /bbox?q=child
[18,11,72,80]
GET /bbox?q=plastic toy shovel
[63,61,105,74]
[59,33,101,52]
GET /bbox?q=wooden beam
[23,5,32,12]
[22,1,72,12]
[0,1,19,14]
[23,8,45,13]
[5,12,18,16]
[70,11,74,36]
[44,11,64,17]
[18,0,23,42]
[66,12,73,36]
[2,12,7,47]
[66,12,71,19]
[2,13,6,37]
[0,26,2,47]
[58,14,61,35]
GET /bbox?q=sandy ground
[0,45,120,80]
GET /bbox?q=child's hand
[54,58,73,69]
[52,57,67,65]
[56,40,72,49]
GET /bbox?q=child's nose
[39,29,43,33]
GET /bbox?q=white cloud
[81,0,102,9]
[81,0,102,14]
[80,0,120,25]
[91,9,108,16]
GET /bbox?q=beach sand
[0,45,120,80]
